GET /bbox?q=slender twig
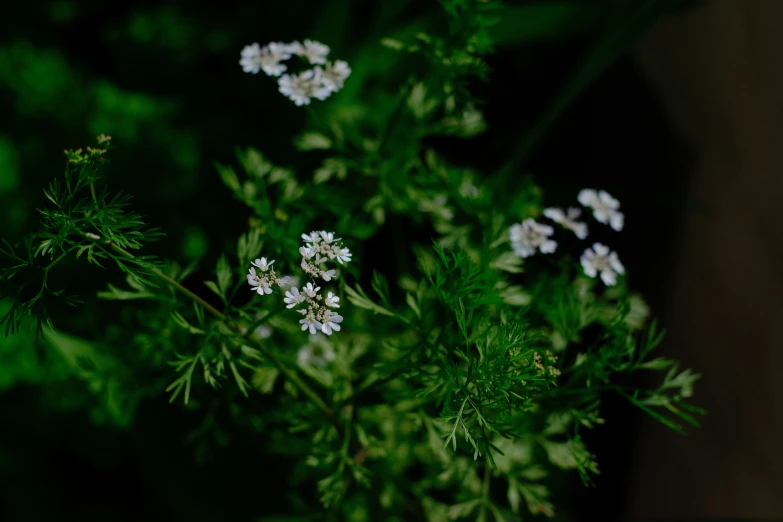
[85,233,334,417]
[479,463,491,522]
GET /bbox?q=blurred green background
[0,1,691,520]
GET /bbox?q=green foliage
[0,1,701,520]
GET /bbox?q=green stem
[242,302,287,337]
[377,83,415,154]
[86,233,334,418]
[479,463,491,522]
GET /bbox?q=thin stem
[242,302,287,337]
[478,463,491,522]
[377,83,414,154]
[86,233,334,417]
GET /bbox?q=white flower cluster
[291,231,351,335]
[246,231,351,336]
[299,230,352,279]
[239,40,351,106]
[508,188,626,286]
[247,257,288,295]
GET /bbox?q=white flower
[580,243,625,286]
[543,207,589,239]
[282,41,304,55]
[309,68,334,101]
[299,245,314,260]
[302,231,321,244]
[284,287,305,308]
[333,247,352,264]
[280,275,299,291]
[247,257,285,295]
[509,219,557,258]
[278,69,321,106]
[321,269,336,282]
[239,43,264,74]
[318,60,351,92]
[239,42,292,76]
[247,267,274,295]
[320,310,343,335]
[577,189,624,232]
[252,257,274,272]
[324,292,340,308]
[303,282,320,298]
[297,39,330,65]
[296,335,336,367]
[299,316,322,335]
[252,324,273,340]
[319,231,335,244]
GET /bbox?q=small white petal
[610,212,625,232]
[543,207,564,221]
[302,231,320,243]
[582,261,598,278]
[600,270,617,286]
[577,189,598,207]
[540,240,558,254]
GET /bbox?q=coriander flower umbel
[577,189,624,232]
[543,207,589,239]
[292,285,344,335]
[246,231,350,337]
[278,69,331,106]
[284,230,351,336]
[580,243,625,286]
[509,219,557,258]
[300,230,352,280]
[247,257,287,296]
[239,39,351,105]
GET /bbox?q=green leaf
[405,292,421,319]
[216,163,240,193]
[204,280,223,300]
[294,132,332,151]
[252,366,279,394]
[170,311,205,335]
[345,285,397,318]
[237,228,263,269]
[216,254,232,295]
[97,275,155,300]
[489,251,523,274]
[447,498,481,519]
[635,356,673,372]
[313,158,347,184]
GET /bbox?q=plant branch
[85,232,334,417]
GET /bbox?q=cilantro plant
[0,1,702,520]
